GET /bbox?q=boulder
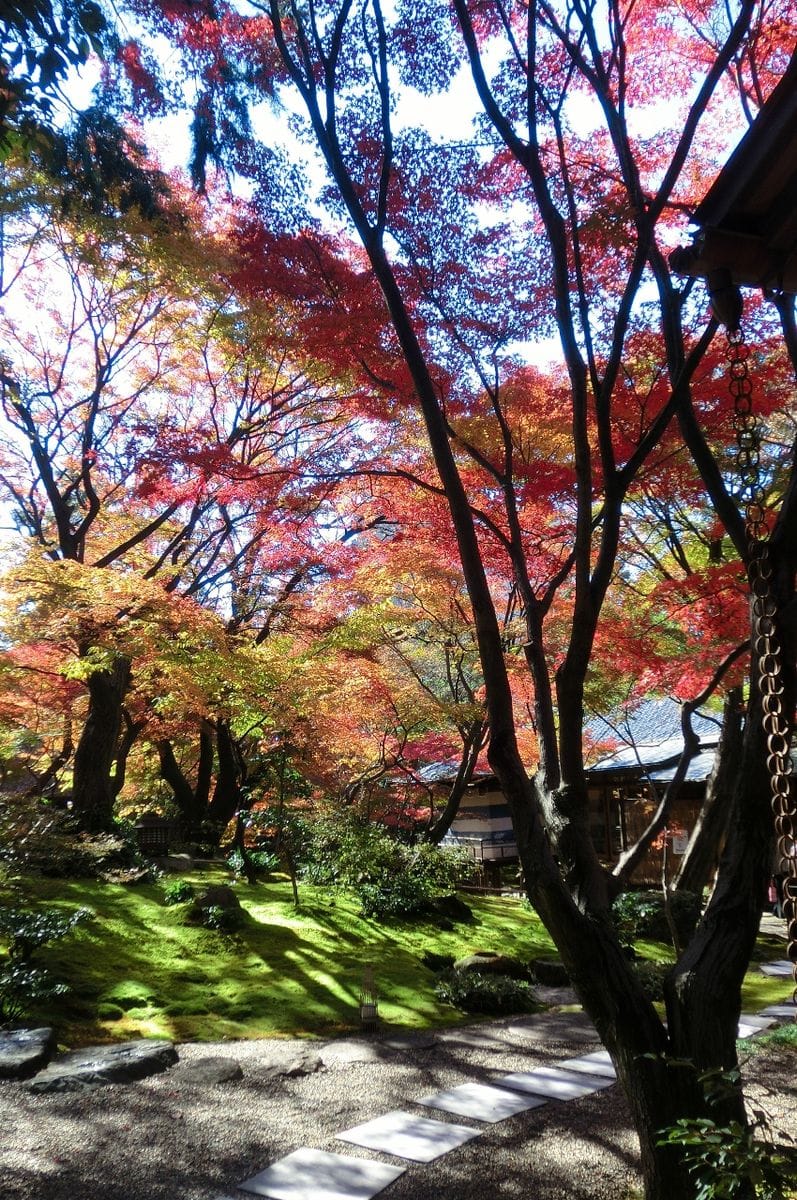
[27,1039,178,1093]
[530,956,571,986]
[426,894,474,923]
[453,951,532,981]
[0,1027,55,1081]
[171,1056,243,1085]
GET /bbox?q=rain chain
[728,327,797,1004]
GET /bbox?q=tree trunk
[206,718,244,833]
[425,718,485,844]
[71,656,131,831]
[157,722,214,836]
[673,687,744,898]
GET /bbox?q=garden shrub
[298,814,472,920]
[435,969,539,1015]
[611,889,702,947]
[0,903,92,1026]
[162,879,195,906]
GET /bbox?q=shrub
[611,889,702,946]
[162,879,195,906]
[0,962,68,1025]
[633,959,667,1001]
[202,903,244,932]
[0,903,92,1027]
[435,969,539,1016]
[0,905,92,960]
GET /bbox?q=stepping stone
[320,1040,383,1066]
[337,1110,480,1162]
[434,1028,513,1052]
[760,1004,797,1018]
[759,961,794,976]
[419,1081,547,1123]
[507,1013,598,1044]
[559,1051,617,1080]
[0,1027,55,1081]
[239,1148,404,1200]
[495,1065,614,1100]
[739,1014,776,1030]
[737,1016,776,1038]
[27,1039,178,1092]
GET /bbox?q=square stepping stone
[759,961,793,977]
[337,1110,480,1162]
[739,1014,775,1030]
[419,1081,547,1123]
[760,1004,797,1018]
[559,1051,617,1080]
[239,1148,405,1200]
[495,1065,613,1100]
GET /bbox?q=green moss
[3,870,787,1048]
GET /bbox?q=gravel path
[2,1008,795,1200]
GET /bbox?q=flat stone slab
[506,1012,599,1043]
[419,1081,547,1123]
[377,1033,437,1052]
[495,1065,614,1100]
[559,1051,617,1080]
[239,1148,405,1200]
[337,1110,480,1162]
[0,1027,55,1081]
[434,1027,514,1052]
[171,1056,243,1084]
[27,1039,178,1092]
[739,1014,776,1030]
[760,1004,797,1018]
[319,1040,384,1066]
[759,960,794,976]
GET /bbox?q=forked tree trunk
[673,687,744,899]
[71,656,132,831]
[157,721,214,835]
[206,718,245,833]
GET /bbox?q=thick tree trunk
[673,687,744,898]
[71,656,131,831]
[206,718,244,832]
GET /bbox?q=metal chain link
[728,328,797,1006]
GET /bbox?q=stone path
[227,964,795,1200]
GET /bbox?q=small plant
[657,1117,791,1199]
[202,904,243,932]
[435,969,539,1015]
[0,962,69,1025]
[162,879,195,906]
[0,904,92,1027]
[0,905,92,960]
[612,888,701,947]
[657,1067,795,1199]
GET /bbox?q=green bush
[612,889,702,946]
[658,1117,792,1198]
[435,969,539,1015]
[162,879,195,906]
[0,904,92,959]
[633,958,667,1001]
[202,903,244,932]
[0,962,68,1025]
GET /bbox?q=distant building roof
[585,697,721,782]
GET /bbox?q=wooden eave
[670,54,797,295]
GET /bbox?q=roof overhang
[670,53,797,295]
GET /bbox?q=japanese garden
[0,3,796,1199]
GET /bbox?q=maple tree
[0,3,795,1194]
[102,3,797,1195]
